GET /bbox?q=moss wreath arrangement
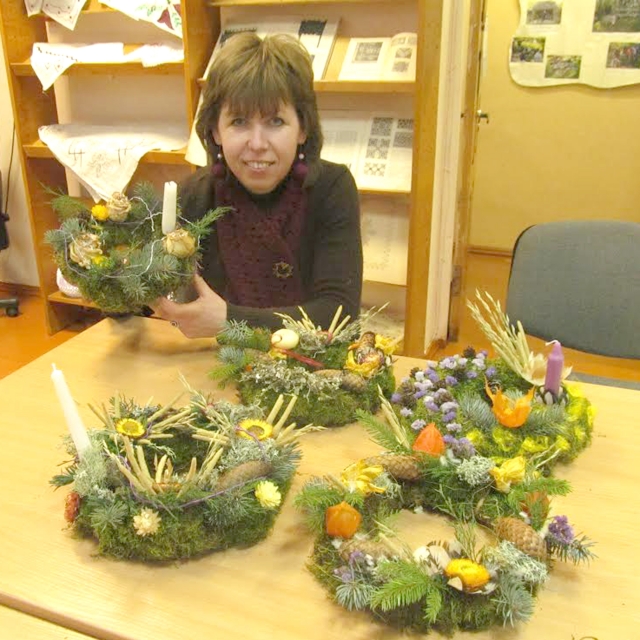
[210,306,398,427]
[389,292,593,471]
[295,387,596,633]
[45,183,225,314]
[52,385,317,562]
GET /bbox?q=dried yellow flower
[237,419,273,440]
[91,204,109,221]
[133,508,161,536]
[341,460,386,495]
[490,455,526,493]
[115,417,146,438]
[254,481,282,509]
[444,558,491,592]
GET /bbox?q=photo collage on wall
[510,0,640,88]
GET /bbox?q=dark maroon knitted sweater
[178,160,363,330]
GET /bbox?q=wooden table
[0,605,92,639]
[0,317,637,640]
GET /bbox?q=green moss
[238,367,396,427]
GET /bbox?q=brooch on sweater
[273,261,293,279]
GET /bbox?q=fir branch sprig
[370,560,440,612]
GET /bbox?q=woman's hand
[152,275,228,338]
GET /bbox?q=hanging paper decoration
[99,1,183,38]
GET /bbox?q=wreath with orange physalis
[294,293,596,634]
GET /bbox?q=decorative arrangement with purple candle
[388,291,592,470]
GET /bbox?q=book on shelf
[360,194,409,286]
[338,32,417,82]
[320,111,414,192]
[210,17,340,81]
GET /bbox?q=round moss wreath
[294,387,596,633]
[52,388,313,562]
[211,307,397,427]
[44,182,225,314]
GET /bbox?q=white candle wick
[161,181,177,234]
[51,364,91,458]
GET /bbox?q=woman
[154,33,362,338]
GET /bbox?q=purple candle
[544,341,564,395]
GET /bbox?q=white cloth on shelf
[38,124,189,201]
[123,42,184,67]
[31,43,125,90]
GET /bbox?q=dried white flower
[133,508,161,536]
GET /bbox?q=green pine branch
[370,560,435,612]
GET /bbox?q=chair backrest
[506,220,640,359]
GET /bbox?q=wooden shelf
[209,0,408,5]
[48,291,98,309]
[196,77,414,94]
[23,140,189,165]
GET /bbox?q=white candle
[51,364,91,457]
[161,180,177,234]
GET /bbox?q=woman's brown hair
[196,32,323,168]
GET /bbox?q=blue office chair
[506,220,640,387]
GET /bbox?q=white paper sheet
[24,0,44,16]
[100,1,183,38]
[31,43,125,90]
[38,124,188,201]
[42,0,85,31]
[360,195,409,286]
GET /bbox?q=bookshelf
[0,0,459,357]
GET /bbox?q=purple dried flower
[443,411,458,423]
[424,401,439,412]
[445,375,459,386]
[485,366,497,378]
[400,407,413,418]
[334,566,354,582]
[446,422,462,433]
[427,370,440,383]
[414,390,427,400]
[548,515,575,545]
[440,401,458,413]
[466,370,479,379]
[480,349,488,357]
[442,358,457,370]
[411,418,427,432]
[443,435,476,458]
[390,392,402,403]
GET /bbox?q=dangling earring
[212,149,226,179]
[292,147,308,181]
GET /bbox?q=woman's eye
[270,117,285,126]
[230,117,246,126]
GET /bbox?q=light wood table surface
[0,605,92,639]
[0,317,637,640]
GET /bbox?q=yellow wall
[470,0,640,252]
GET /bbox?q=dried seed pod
[216,460,273,492]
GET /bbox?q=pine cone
[339,537,395,562]
[340,372,367,392]
[216,460,272,492]
[495,517,547,560]
[364,454,422,481]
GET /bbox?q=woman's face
[214,102,307,194]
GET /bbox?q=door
[447,0,488,342]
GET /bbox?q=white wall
[0,36,39,286]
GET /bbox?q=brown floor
[1,253,639,383]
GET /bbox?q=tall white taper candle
[51,364,91,457]
[161,180,177,234]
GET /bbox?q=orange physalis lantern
[325,501,362,538]
[484,381,535,428]
[412,423,445,456]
